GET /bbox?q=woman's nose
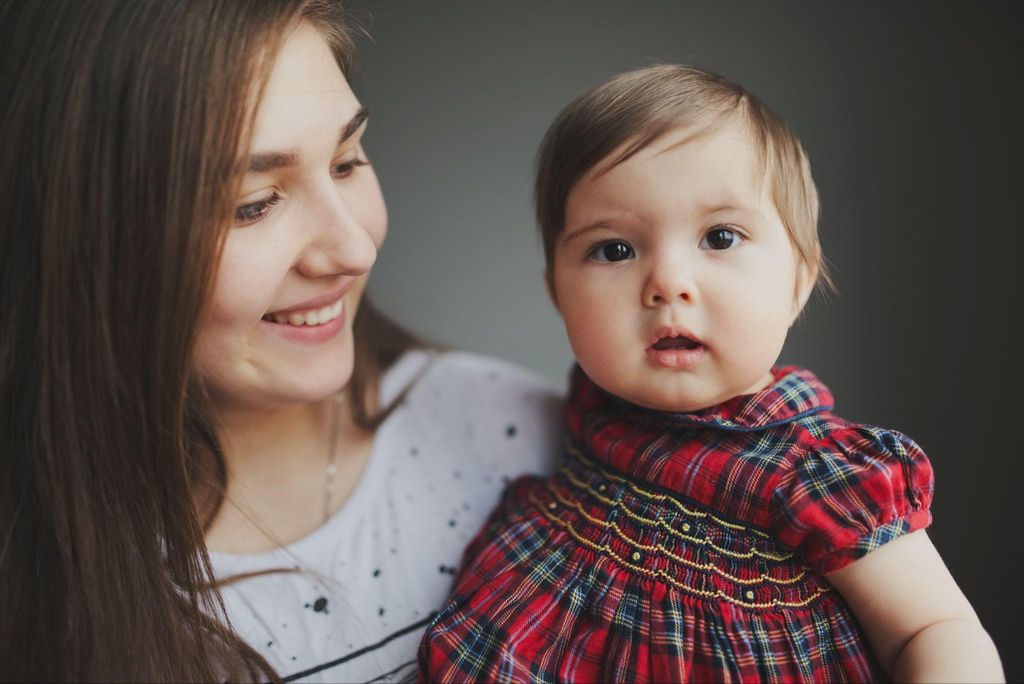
[295,184,378,278]
[642,257,697,307]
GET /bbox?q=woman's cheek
[202,234,288,349]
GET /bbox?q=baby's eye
[699,226,743,251]
[587,240,635,263]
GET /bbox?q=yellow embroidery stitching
[560,455,793,562]
[545,483,807,586]
[566,442,774,538]
[528,489,830,610]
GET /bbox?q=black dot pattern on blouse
[224,358,555,677]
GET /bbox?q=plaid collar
[569,365,834,434]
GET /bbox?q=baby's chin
[622,392,719,414]
[593,373,741,415]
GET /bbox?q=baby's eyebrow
[561,220,617,244]
[703,203,739,214]
[700,202,767,224]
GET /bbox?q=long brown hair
[0,1,416,680]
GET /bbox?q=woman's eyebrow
[337,106,369,146]
[247,151,299,173]
[246,107,370,173]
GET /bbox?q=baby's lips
[650,335,702,351]
[648,325,704,349]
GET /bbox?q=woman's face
[194,23,386,411]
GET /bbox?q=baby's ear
[790,260,817,324]
[544,268,559,311]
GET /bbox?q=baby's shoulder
[787,411,930,471]
[775,412,933,514]
[771,413,935,573]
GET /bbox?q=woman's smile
[259,295,348,344]
[262,284,351,325]
[263,298,344,327]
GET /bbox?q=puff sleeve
[770,426,934,574]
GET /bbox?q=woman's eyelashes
[235,192,281,226]
[331,157,368,178]
[233,157,369,226]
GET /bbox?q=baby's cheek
[565,302,615,358]
[729,309,789,378]
[566,326,604,374]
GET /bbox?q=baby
[419,65,1001,682]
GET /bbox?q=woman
[0,1,561,681]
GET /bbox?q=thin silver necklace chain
[323,392,344,522]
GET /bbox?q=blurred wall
[349,1,1023,677]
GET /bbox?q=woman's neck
[205,395,376,554]
[216,398,331,476]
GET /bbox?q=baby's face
[551,123,812,412]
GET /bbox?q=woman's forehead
[248,23,361,157]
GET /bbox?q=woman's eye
[587,240,635,263]
[700,226,743,250]
[331,158,368,178]
[234,192,281,226]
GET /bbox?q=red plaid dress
[419,366,934,683]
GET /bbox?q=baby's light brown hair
[535,64,829,292]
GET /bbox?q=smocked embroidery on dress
[419,365,934,683]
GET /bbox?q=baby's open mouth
[646,329,707,368]
[651,335,702,351]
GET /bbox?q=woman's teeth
[266,300,343,326]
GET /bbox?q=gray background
[348,1,1023,677]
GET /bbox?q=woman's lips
[262,299,343,326]
[267,284,351,316]
[259,298,347,344]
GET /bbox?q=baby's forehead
[593,116,759,175]
[572,122,771,209]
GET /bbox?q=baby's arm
[827,529,1003,682]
